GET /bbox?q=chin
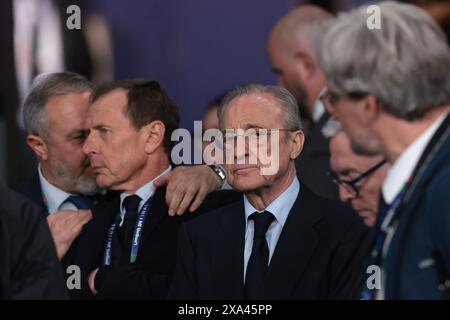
[229,178,264,193]
[95,175,114,190]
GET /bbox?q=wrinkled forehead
[219,93,284,130]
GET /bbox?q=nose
[233,134,250,163]
[82,131,96,156]
[339,185,356,203]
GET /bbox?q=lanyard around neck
[103,197,153,266]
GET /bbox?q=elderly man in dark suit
[317,1,450,299]
[169,84,370,300]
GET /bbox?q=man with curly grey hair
[318,1,450,299]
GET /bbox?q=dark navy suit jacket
[169,186,371,299]
[384,114,450,299]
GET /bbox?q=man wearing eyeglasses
[328,128,388,228]
[318,2,450,299]
[169,84,369,300]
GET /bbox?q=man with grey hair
[18,72,96,259]
[318,1,450,299]
[23,72,99,203]
[267,5,339,201]
[169,84,369,299]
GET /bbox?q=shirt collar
[312,88,327,123]
[120,165,172,215]
[244,177,300,228]
[312,100,326,123]
[382,113,447,204]
[38,165,73,214]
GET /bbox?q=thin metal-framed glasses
[219,128,298,150]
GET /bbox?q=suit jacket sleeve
[428,168,450,279]
[329,215,372,299]
[94,262,170,300]
[167,223,198,299]
[0,189,69,299]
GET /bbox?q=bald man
[267,5,338,201]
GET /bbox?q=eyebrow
[92,124,112,131]
[222,124,266,131]
[66,128,87,138]
[243,124,265,130]
[338,168,361,177]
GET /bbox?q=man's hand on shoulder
[154,165,223,216]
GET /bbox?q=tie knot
[66,195,94,210]
[123,194,141,213]
[250,211,274,239]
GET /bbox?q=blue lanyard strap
[103,197,153,266]
[362,177,411,300]
[362,115,450,300]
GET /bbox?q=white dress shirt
[38,166,77,214]
[119,166,172,226]
[243,177,300,281]
[312,99,326,124]
[382,113,447,205]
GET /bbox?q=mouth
[354,208,375,218]
[232,165,259,175]
[90,166,106,175]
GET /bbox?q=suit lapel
[212,200,246,299]
[385,116,450,298]
[139,187,168,242]
[68,192,120,270]
[262,187,322,299]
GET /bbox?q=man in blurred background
[267,5,338,201]
[318,1,450,299]
[326,120,388,228]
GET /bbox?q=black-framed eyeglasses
[328,160,387,197]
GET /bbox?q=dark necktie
[117,195,141,260]
[245,211,275,299]
[66,195,94,210]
